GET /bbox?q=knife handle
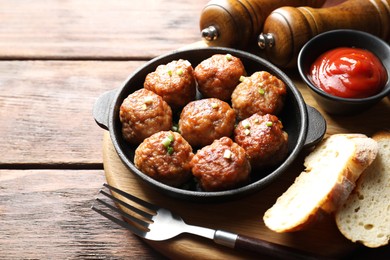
[258,0,390,68]
[199,0,326,48]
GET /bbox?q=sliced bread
[263,134,378,233]
[335,131,390,248]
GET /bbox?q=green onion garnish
[161,137,172,148]
[171,124,179,132]
[223,149,232,159]
[167,133,174,142]
[239,75,245,82]
[162,133,175,154]
[144,96,153,104]
[242,119,250,129]
[225,53,233,61]
[176,68,183,76]
[266,121,273,127]
[258,88,265,95]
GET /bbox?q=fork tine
[94,197,150,228]
[103,183,159,212]
[99,189,154,220]
[91,205,146,237]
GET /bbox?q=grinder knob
[199,0,326,48]
[258,0,390,68]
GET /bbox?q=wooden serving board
[103,77,389,259]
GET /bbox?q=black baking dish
[93,47,326,202]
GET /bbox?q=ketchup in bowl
[310,47,387,98]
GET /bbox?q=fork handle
[214,231,326,260]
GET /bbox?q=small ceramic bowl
[298,29,390,115]
[94,47,326,202]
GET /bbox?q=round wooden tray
[102,131,357,259]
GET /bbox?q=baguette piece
[263,134,378,233]
[335,131,390,248]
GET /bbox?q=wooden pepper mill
[199,0,326,48]
[258,0,390,68]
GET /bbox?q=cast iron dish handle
[304,105,327,148]
[93,89,117,130]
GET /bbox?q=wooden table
[0,0,389,259]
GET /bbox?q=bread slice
[263,134,378,233]
[335,131,390,248]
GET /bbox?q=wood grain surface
[0,60,144,166]
[0,0,206,60]
[0,0,389,259]
[0,169,166,259]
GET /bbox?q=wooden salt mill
[199,0,326,48]
[258,0,390,68]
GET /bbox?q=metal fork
[92,183,322,260]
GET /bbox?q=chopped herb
[144,96,153,104]
[244,129,251,136]
[223,149,232,159]
[242,119,250,129]
[258,88,265,95]
[167,69,172,76]
[225,53,233,61]
[176,68,183,76]
[171,124,179,132]
[167,133,174,142]
[162,133,175,155]
[266,121,273,127]
[167,146,174,155]
[161,136,172,148]
[254,118,260,124]
[239,75,246,82]
[211,102,218,108]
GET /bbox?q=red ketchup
[310,47,387,98]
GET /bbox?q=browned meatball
[134,131,194,187]
[178,98,236,148]
[191,137,251,191]
[234,114,288,169]
[194,54,246,101]
[144,59,196,110]
[231,71,286,120]
[119,89,172,144]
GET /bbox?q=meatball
[178,98,236,148]
[234,114,288,169]
[191,137,251,191]
[119,89,172,144]
[144,59,196,110]
[194,54,246,101]
[134,131,194,187]
[231,71,286,120]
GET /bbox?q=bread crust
[335,131,390,248]
[263,134,378,233]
